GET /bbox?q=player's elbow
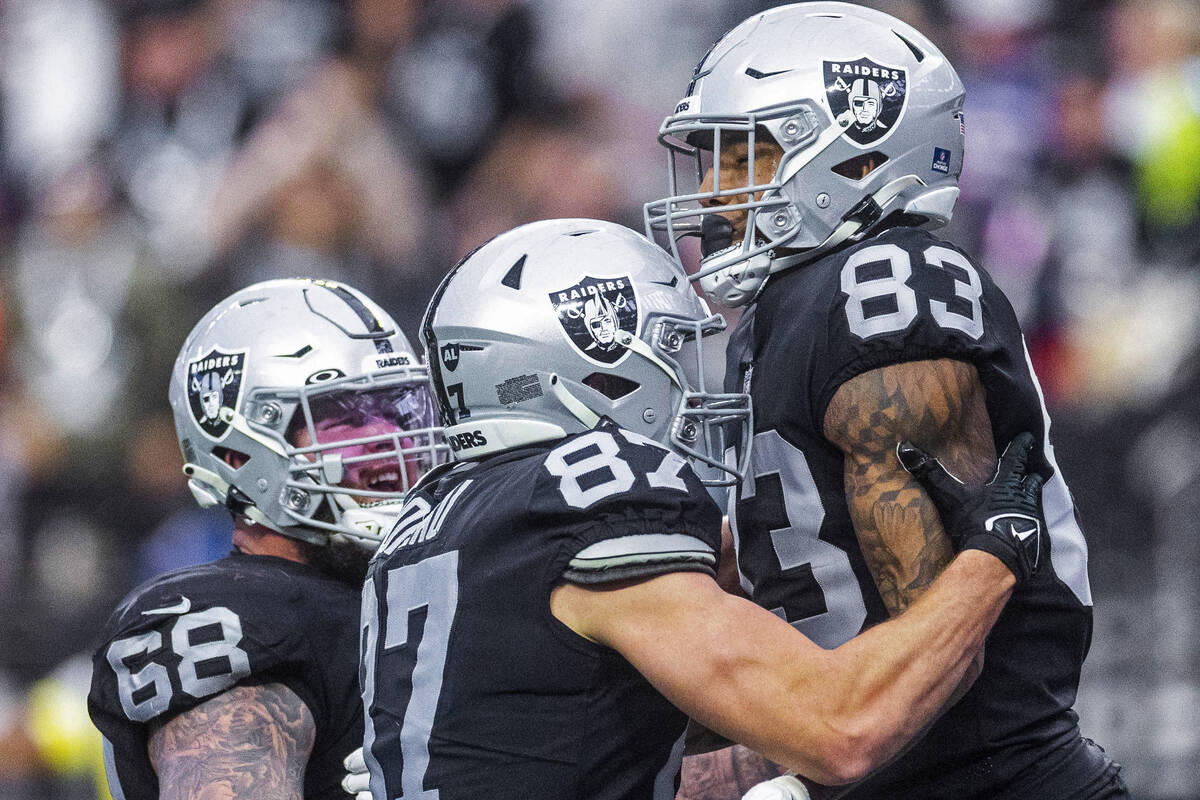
[803,724,879,785]
[773,716,878,785]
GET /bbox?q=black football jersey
[361,421,723,800]
[88,552,363,800]
[725,227,1098,798]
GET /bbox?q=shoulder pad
[93,559,310,724]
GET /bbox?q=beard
[298,536,375,586]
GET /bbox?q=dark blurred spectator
[449,103,625,258]
[206,57,430,302]
[111,0,339,276]
[378,0,555,196]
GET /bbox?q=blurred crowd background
[0,0,1196,797]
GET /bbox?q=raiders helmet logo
[186,347,247,440]
[824,57,908,147]
[441,343,460,372]
[548,276,639,365]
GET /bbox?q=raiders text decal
[824,57,908,147]
[549,276,639,365]
[187,347,246,440]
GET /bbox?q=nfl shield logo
[441,343,460,372]
[548,276,639,365]
[186,347,247,440]
[823,56,908,147]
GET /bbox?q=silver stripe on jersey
[568,533,716,572]
[102,736,129,800]
[653,732,687,800]
[1021,338,1092,606]
[359,577,387,800]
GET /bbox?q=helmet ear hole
[214,446,251,469]
[831,151,889,180]
[582,373,640,400]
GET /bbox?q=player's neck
[233,525,308,564]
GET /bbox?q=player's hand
[342,746,370,800]
[741,775,813,800]
[896,432,1045,583]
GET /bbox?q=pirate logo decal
[187,347,246,440]
[824,57,908,147]
[549,276,639,365]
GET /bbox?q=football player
[88,278,445,800]
[645,4,1127,799]
[360,218,1047,800]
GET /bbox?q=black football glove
[896,432,1046,584]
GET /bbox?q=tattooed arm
[679,746,785,800]
[668,361,995,799]
[824,358,996,615]
[148,683,316,800]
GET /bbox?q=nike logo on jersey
[649,276,679,288]
[142,596,191,616]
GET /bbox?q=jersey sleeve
[527,423,724,585]
[88,562,320,734]
[803,229,1012,426]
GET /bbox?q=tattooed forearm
[678,745,786,800]
[148,683,316,800]
[824,359,995,614]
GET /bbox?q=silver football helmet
[168,278,448,545]
[420,219,751,486]
[644,2,966,307]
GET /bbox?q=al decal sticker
[824,56,908,147]
[187,347,246,439]
[549,276,638,365]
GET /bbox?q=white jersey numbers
[361,552,460,800]
[732,431,867,648]
[841,243,985,341]
[106,606,251,722]
[544,429,688,510]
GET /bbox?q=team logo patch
[824,57,908,147]
[548,276,638,365]
[186,347,246,440]
[441,343,460,372]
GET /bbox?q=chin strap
[182,462,285,534]
[790,174,925,266]
[695,174,924,294]
[614,330,683,389]
[747,174,929,292]
[548,328,686,431]
[548,374,602,429]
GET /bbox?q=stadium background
[0,0,1195,797]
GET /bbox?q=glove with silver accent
[742,775,813,800]
[342,747,370,800]
[896,432,1046,583]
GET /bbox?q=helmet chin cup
[698,250,773,308]
[903,185,960,227]
[339,505,404,544]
